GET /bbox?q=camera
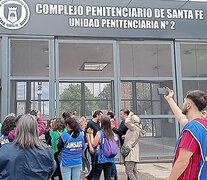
[157,87,169,95]
[30,110,37,116]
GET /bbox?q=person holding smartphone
[8,110,46,141]
[164,87,207,180]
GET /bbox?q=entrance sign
[0,0,30,30]
[0,0,206,38]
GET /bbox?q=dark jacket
[112,120,128,146]
[0,143,56,180]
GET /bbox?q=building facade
[1,0,207,161]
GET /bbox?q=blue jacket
[60,132,85,167]
[0,143,56,180]
[97,130,114,164]
[175,119,207,180]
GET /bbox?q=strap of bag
[60,131,74,154]
[100,130,105,149]
[131,137,139,148]
[130,132,139,149]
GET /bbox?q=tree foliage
[59,83,112,116]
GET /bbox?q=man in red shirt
[164,88,207,180]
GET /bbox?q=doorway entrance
[56,40,116,118]
[6,38,178,161]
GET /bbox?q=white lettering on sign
[37,82,42,95]
[66,141,83,151]
[69,18,99,27]
[85,6,153,18]
[35,4,205,31]
[101,19,159,29]
[166,9,194,19]
[36,4,84,15]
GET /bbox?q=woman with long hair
[88,117,117,180]
[45,118,55,144]
[57,117,85,180]
[0,114,56,179]
[50,118,67,180]
[78,115,91,177]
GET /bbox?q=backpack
[100,130,118,158]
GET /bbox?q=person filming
[164,87,207,180]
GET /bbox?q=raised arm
[112,121,128,136]
[125,117,136,131]
[36,110,46,136]
[164,87,188,126]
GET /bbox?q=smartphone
[30,110,37,116]
[157,87,169,95]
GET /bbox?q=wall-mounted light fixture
[80,62,110,71]
[183,50,192,55]
[43,48,49,53]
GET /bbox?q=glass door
[56,40,115,119]
[119,41,177,161]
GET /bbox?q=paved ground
[81,162,172,180]
[116,163,171,180]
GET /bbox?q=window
[181,44,207,77]
[59,83,82,116]
[58,82,113,117]
[10,81,49,117]
[140,118,176,156]
[84,82,113,116]
[120,44,172,77]
[59,43,114,77]
[10,40,49,77]
[180,43,207,109]
[121,80,173,115]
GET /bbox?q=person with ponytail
[57,117,85,180]
[88,117,117,180]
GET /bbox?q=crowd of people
[0,87,207,180]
